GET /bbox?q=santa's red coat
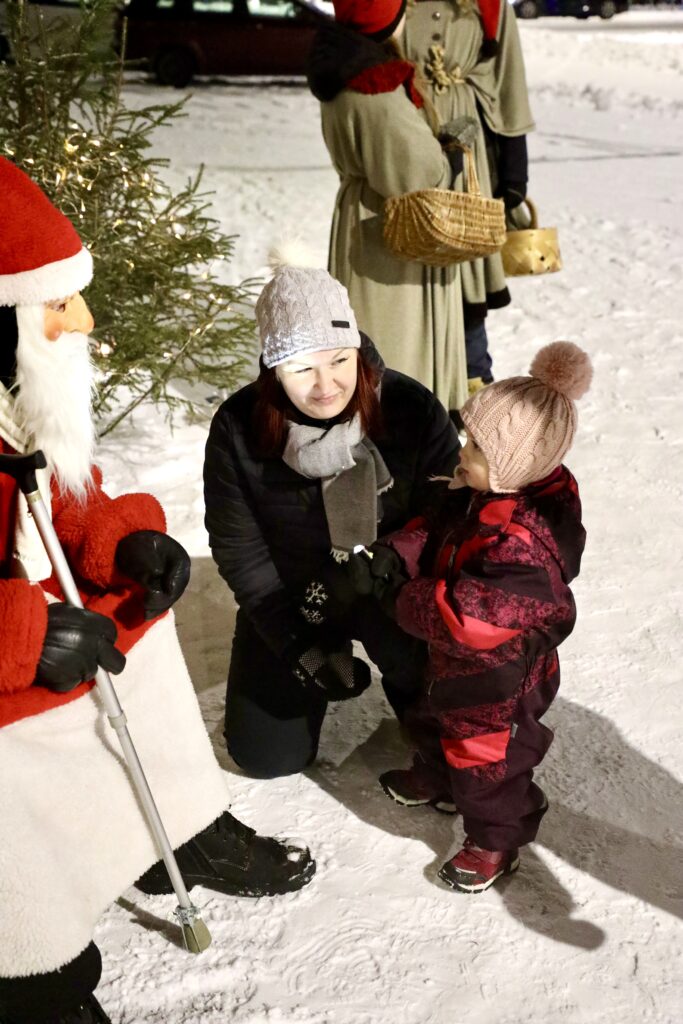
[0,436,166,727]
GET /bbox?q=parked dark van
[119,0,331,87]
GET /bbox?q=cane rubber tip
[182,916,212,954]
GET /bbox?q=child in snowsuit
[350,341,591,892]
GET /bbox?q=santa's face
[43,292,94,342]
[12,297,96,499]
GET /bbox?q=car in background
[0,0,117,60]
[1,0,81,59]
[118,0,332,87]
[514,0,629,18]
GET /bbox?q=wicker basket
[501,198,562,276]
[383,146,506,267]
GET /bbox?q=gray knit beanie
[256,250,361,368]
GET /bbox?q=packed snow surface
[94,11,683,1024]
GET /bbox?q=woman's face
[276,347,359,420]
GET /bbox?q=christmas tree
[0,0,257,436]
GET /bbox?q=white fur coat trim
[0,612,230,976]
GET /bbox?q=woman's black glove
[115,530,191,620]
[292,643,371,702]
[346,545,408,615]
[298,559,360,626]
[36,604,126,692]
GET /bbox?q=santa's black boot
[54,994,112,1024]
[135,810,316,898]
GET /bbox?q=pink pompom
[529,341,592,401]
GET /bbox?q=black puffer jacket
[204,341,459,661]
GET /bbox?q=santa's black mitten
[116,530,191,620]
[36,604,126,692]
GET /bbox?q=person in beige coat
[307,0,469,412]
[403,0,535,389]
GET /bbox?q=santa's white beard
[14,304,96,499]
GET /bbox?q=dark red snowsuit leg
[408,654,561,850]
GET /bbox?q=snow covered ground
[94,11,683,1023]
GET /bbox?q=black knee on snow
[225,734,316,779]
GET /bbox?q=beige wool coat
[322,84,469,412]
[403,0,535,314]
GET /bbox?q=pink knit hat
[460,342,593,492]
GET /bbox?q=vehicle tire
[154,47,196,88]
[516,0,539,19]
[598,0,616,16]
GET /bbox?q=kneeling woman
[204,257,459,778]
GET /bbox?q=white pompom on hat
[0,156,93,307]
[256,243,361,368]
[460,341,592,492]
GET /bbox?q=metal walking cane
[0,450,211,954]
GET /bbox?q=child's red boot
[438,837,519,893]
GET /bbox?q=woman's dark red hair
[252,347,383,457]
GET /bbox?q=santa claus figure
[0,158,315,1024]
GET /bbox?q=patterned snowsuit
[387,466,585,850]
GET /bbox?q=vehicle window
[192,0,240,11]
[26,0,83,7]
[245,0,298,18]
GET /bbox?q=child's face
[458,430,490,491]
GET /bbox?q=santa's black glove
[346,544,408,615]
[36,604,126,692]
[115,530,191,620]
[292,643,371,702]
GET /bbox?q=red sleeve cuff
[0,581,48,694]
[383,522,429,580]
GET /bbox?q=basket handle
[518,196,539,229]
[443,142,481,197]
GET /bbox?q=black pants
[465,320,493,383]
[0,943,101,1024]
[224,602,426,778]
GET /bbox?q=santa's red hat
[332,0,407,41]
[0,157,93,308]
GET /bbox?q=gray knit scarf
[282,412,393,558]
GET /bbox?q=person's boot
[135,810,315,898]
[63,995,111,1023]
[438,837,519,893]
[379,763,457,814]
[29,994,112,1024]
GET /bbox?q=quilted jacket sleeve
[203,409,309,662]
[408,395,460,519]
[52,467,166,590]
